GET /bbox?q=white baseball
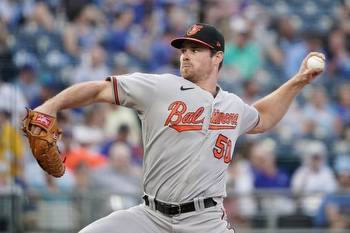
[306,56,325,70]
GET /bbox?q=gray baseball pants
[79,198,234,233]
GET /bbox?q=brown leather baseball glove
[22,108,65,177]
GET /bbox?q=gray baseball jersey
[80,72,258,233]
[109,72,258,202]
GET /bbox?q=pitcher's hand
[294,52,325,85]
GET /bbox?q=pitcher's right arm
[34,80,114,117]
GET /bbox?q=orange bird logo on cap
[186,24,203,36]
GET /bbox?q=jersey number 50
[213,134,232,163]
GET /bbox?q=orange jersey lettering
[164,101,204,132]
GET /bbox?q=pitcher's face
[179,42,216,83]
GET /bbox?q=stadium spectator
[104,105,141,145]
[73,45,110,83]
[273,102,304,143]
[30,2,55,32]
[0,19,16,82]
[104,7,134,55]
[100,123,143,165]
[15,64,40,103]
[23,162,77,231]
[72,105,107,152]
[89,142,142,216]
[250,139,294,215]
[241,79,261,105]
[0,81,27,123]
[24,163,76,196]
[326,29,350,91]
[332,124,350,157]
[226,142,257,225]
[29,77,60,109]
[63,123,106,173]
[110,52,135,74]
[57,128,93,194]
[224,17,262,81]
[0,109,24,187]
[127,12,158,70]
[335,0,350,38]
[148,28,178,73]
[301,85,340,141]
[63,146,106,173]
[275,15,302,56]
[291,140,337,216]
[0,0,22,27]
[63,4,107,58]
[91,142,142,195]
[334,83,350,127]
[251,139,290,189]
[165,3,191,36]
[314,155,350,230]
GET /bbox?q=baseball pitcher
[23,23,324,233]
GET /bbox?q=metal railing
[1,189,349,233]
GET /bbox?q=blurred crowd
[0,0,350,230]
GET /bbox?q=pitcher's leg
[79,205,171,233]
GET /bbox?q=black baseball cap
[171,23,225,52]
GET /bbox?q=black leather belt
[143,195,217,216]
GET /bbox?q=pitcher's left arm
[248,52,325,134]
